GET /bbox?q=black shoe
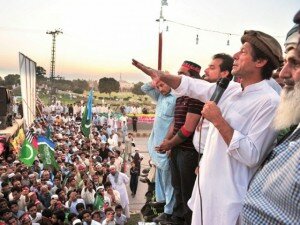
[153,213,172,223]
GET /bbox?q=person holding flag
[38,135,59,170]
[81,89,93,138]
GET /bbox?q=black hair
[75,203,85,211]
[80,209,91,217]
[104,181,112,189]
[250,44,275,79]
[27,202,36,210]
[68,213,77,222]
[115,204,123,211]
[10,186,21,193]
[8,200,18,207]
[53,210,65,222]
[42,208,53,218]
[104,207,114,215]
[1,181,9,188]
[212,53,234,80]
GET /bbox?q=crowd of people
[0,101,146,225]
[0,9,299,225]
[133,11,300,225]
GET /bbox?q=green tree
[0,76,5,86]
[73,88,84,94]
[98,77,120,95]
[4,74,20,86]
[132,82,144,95]
[72,79,89,91]
[53,78,72,91]
[36,66,47,83]
[36,66,46,77]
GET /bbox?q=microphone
[209,77,230,104]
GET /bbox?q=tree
[36,66,46,78]
[98,77,120,95]
[0,76,5,86]
[132,82,144,95]
[73,88,84,94]
[72,79,89,91]
[4,74,20,86]
[36,66,48,84]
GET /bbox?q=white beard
[273,81,300,130]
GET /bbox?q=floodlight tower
[46,29,63,98]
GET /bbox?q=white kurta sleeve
[122,173,130,185]
[227,100,279,168]
[173,75,216,102]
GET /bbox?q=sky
[0,0,299,83]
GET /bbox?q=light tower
[46,29,63,98]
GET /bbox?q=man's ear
[220,70,229,78]
[255,59,268,68]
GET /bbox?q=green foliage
[73,79,89,91]
[4,74,20,86]
[98,77,120,95]
[0,76,5,86]
[53,79,73,92]
[73,88,84,94]
[36,66,48,83]
[132,82,144,95]
[36,66,46,77]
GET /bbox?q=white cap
[96,185,105,191]
[51,194,59,200]
[284,25,300,52]
[72,219,82,225]
[8,173,15,178]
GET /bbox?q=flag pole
[89,88,94,160]
[21,98,36,128]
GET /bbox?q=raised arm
[132,59,217,102]
[132,59,182,89]
[141,83,160,101]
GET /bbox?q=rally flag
[81,89,93,137]
[16,128,25,145]
[38,135,59,170]
[19,130,38,166]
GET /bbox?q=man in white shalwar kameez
[132,30,283,225]
[107,165,130,219]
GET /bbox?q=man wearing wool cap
[242,14,300,224]
[133,29,283,225]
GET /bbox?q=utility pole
[46,29,63,102]
[156,0,167,70]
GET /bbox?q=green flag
[93,193,104,210]
[19,139,38,166]
[81,89,93,137]
[38,136,59,170]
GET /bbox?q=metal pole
[158,31,163,70]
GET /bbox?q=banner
[19,52,36,128]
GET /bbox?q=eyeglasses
[107,212,115,215]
